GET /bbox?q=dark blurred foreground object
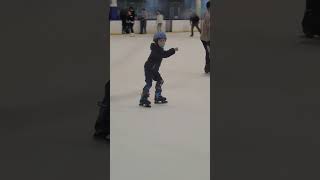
[302,0,320,38]
[93,81,110,141]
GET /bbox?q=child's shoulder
[150,43,157,49]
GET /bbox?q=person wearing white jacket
[156,11,164,32]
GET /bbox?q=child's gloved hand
[174,47,179,51]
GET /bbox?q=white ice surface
[110,32,210,180]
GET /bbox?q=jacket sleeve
[162,48,176,58]
[151,46,175,59]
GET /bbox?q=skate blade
[154,101,168,104]
[139,103,151,108]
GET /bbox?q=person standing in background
[190,12,201,37]
[128,6,136,18]
[120,8,128,34]
[200,1,211,73]
[156,11,164,32]
[139,8,148,34]
[126,9,135,36]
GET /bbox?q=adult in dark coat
[126,9,135,35]
[120,8,128,34]
[139,8,148,34]
[190,12,201,37]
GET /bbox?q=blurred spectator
[156,11,164,32]
[139,8,148,34]
[120,8,128,34]
[190,12,201,37]
[126,9,135,36]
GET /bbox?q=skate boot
[204,63,210,73]
[139,91,151,107]
[154,92,168,104]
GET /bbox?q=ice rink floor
[110,32,210,180]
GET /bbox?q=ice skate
[139,99,151,107]
[154,92,168,104]
[139,92,151,107]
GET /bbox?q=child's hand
[174,48,179,51]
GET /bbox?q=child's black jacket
[144,43,176,72]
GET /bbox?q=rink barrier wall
[110,20,200,35]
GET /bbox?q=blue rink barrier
[110,6,118,20]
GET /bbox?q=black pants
[121,19,126,33]
[94,82,110,135]
[191,23,201,36]
[128,23,134,33]
[201,40,210,65]
[143,69,163,94]
[140,20,147,34]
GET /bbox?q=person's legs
[155,79,164,97]
[121,20,123,33]
[122,20,126,33]
[130,23,134,33]
[143,78,152,94]
[144,20,147,34]
[140,21,143,34]
[191,24,194,36]
[154,72,163,94]
[196,23,201,34]
[125,22,129,34]
[142,20,146,34]
[206,41,210,64]
[141,69,153,104]
[202,40,210,63]
[157,23,162,32]
[154,72,167,103]
[201,40,210,73]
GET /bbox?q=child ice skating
[139,32,178,107]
